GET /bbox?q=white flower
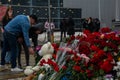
[38,73,45,80]
[26,66,32,69]
[24,66,34,75]
[117,62,120,66]
[43,64,51,71]
[24,68,34,75]
[117,72,120,77]
[32,66,40,72]
[113,66,119,71]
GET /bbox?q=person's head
[88,17,92,21]
[4,6,13,19]
[29,14,38,25]
[33,23,45,34]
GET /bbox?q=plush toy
[24,42,54,76]
[37,42,54,64]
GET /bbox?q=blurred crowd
[80,17,100,32]
[59,17,100,41]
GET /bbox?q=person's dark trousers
[60,30,66,41]
[1,31,18,68]
[31,34,38,48]
[60,31,63,41]
[17,41,29,67]
[0,41,3,48]
[47,31,51,42]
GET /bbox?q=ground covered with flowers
[33,27,120,80]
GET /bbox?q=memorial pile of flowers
[33,27,120,80]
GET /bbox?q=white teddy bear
[24,42,54,76]
[37,42,54,64]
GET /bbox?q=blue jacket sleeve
[21,23,31,47]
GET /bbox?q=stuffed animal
[37,42,54,64]
[24,42,54,76]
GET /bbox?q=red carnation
[52,54,56,59]
[100,27,111,33]
[73,65,81,72]
[40,59,46,66]
[100,60,113,73]
[86,69,94,78]
[47,59,59,72]
[91,45,100,52]
[52,43,59,51]
[79,45,91,56]
[62,66,67,70]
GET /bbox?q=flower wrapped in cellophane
[33,27,120,80]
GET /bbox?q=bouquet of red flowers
[34,27,120,80]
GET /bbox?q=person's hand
[28,47,35,54]
[1,28,4,33]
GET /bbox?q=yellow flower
[118,57,120,61]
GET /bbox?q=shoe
[0,65,8,68]
[0,65,8,71]
[11,67,23,72]
[18,65,23,69]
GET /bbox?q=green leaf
[103,46,108,51]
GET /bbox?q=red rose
[86,70,94,78]
[100,60,113,73]
[40,59,46,66]
[91,45,100,52]
[79,45,90,56]
[62,66,67,70]
[52,54,56,59]
[73,65,81,72]
[100,27,111,33]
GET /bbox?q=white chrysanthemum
[38,73,45,80]
[113,66,119,70]
[43,64,51,71]
[32,66,40,72]
[117,62,120,66]
[24,68,34,75]
[26,66,32,69]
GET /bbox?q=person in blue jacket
[0,14,37,72]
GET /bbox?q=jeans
[1,41,11,63]
[5,51,11,63]
[1,31,18,68]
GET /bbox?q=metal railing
[0,4,82,30]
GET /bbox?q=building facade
[0,0,119,29]
[0,0,81,29]
[64,0,120,28]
